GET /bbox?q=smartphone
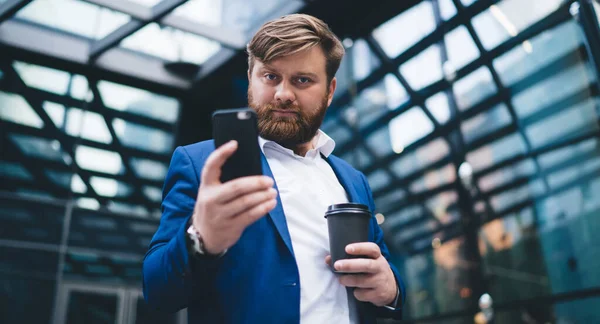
[212,108,263,183]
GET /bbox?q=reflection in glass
[372,1,436,58]
[400,44,442,90]
[0,92,44,128]
[121,23,221,65]
[525,99,599,149]
[461,103,512,144]
[97,80,179,123]
[472,0,563,51]
[466,133,527,172]
[75,145,123,175]
[113,119,174,154]
[478,159,537,192]
[0,162,33,181]
[390,138,450,178]
[425,92,451,124]
[444,25,480,71]
[17,0,130,40]
[10,134,67,162]
[389,107,435,153]
[130,158,168,182]
[494,21,584,86]
[452,66,497,111]
[512,64,596,119]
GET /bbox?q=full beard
[248,88,329,148]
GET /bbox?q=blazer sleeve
[360,172,405,320]
[142,146,221,312]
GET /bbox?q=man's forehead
[254,47,326,74]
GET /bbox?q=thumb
[325,255,332,266]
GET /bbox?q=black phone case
[212,108,263,183]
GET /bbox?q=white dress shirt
[259,130,358,324]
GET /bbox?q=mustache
[261,102,301,114]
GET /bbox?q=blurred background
[1,0,600,323]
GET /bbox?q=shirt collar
[258,129,336,158]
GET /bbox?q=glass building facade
[1,0,600,323]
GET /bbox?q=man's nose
[274,82,296,104]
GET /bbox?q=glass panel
[107,202,148,218]
[0,161,34,181]
[425,92,451,124]
[76,197,100,210]
[90,176,132,197]
[452,66,497,111]
[490,178,546,211]
[0,277,56,324]
[75,145,123,175]
[10,134,68,163]
[546,157,600,190]
[45,171,87,193]
[494,21,585,86]
[399,237,473,319]
[444,25,480,71]
[121,23,221,64]
[129,0,162,6]
[16,0,130,40]
[425,190,459,224]
[537,138,599,170]
[461,103,512,144]
[172,0,295,33]
[372,1,436,58]
[466,132,527,172]
[43,101,66,128]
[554,297,600,324]
[367,169,392,192]
[512,64,596,119]
[525,98,599,149]
[143,186,162,203]
[0,92,44,128]
[461,0,477,6]
[410,163,456,193]
[66,291,118,324]
[390,138,450,177]
[384,205,424,228]
[321,119,353,147]
[374,188,406,212]
[339,145,373,170]
[352,39,380,81]
[438,0,457,21]
[389,107,435,154]
[97,80,179,123]
[64,107,112,144]
[113,119,174,154]
[478,158,537,192]
[365,126,394,157]
[130,158,168,181]
[400,44,442,91]
[472,0,564,51]
[347,74,408,129]
[13,61,70,95]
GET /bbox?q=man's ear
[327,77,337,107]
[247,69,251,81]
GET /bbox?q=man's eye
[297,77,311,84]
[265,74,277,80]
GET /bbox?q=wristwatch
[186,224,227,258]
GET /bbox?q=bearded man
[143,13,405,324]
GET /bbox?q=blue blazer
[143,140,405,323]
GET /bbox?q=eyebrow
[260,64,319,79]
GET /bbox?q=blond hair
[247,14,345,84]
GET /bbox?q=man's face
[247,46,337,147]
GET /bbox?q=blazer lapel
[323,154,361,204]
[261,152,295,257]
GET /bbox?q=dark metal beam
[88,0,188,61]
[0,0,32,24]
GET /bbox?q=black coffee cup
[324,203,371,274]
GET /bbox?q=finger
[339,274,375,289]
[222,188,277,217]
[201,141,238,185]
[346,242,381,259]
[334,258,379,274]
[353,288,376,303]
[325,255,332,266]
[234,198,277,228]
[215,176,274,203]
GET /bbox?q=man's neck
[290,141,313,157]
